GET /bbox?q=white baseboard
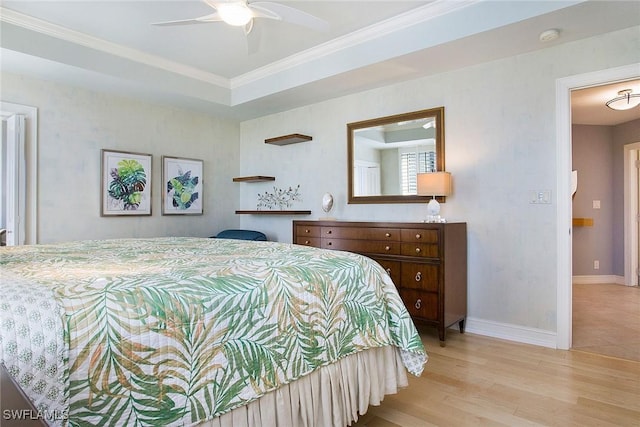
[572,275,625,285]
[462,317,557,349]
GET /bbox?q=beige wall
[572,118,640,279]
[572,124,616,276]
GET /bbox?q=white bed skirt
[200,345,408,427]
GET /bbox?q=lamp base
[424,198,446,222]
[423,215,447,223]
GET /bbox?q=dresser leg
[458,318,466,333]
[438,328,446,346]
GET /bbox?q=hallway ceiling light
[605,89,640,111]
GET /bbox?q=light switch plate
[593,200,601,209]
[530,190,552,204]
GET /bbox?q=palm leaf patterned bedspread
[0,237,426,426]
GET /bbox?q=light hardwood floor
[352,326,640,426]
[572,283,640,362]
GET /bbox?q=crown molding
[230,0,478,88]
[0,7,230,89]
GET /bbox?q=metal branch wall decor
[257,185,302,210]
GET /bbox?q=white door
[353,160,381,196]
[4,114,26,246]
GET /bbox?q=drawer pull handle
[385,268,392,275]
[416,233,421,239]
[415,272,422,281]
[305,229,310,233]
[415,247,421,253]
[305,240,310,245]
[326,230,332,234]
[385,246,391,251]
[415,299,422,310]
[327,242,332,246]
[385,233,391,237]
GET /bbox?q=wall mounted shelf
[232,176,275,182]
[236,210,311,215]
[573,218,594,227]
[264,134,312,146]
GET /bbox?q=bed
[0,237,427,426]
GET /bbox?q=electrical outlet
[594,260,600,270]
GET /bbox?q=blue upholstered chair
[212,229,267,241]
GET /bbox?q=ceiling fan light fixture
[605,89,640,111]
[217,2,253,26]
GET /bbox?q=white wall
[0,73,241,243]
[238,26,640,336]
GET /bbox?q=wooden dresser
[293,220,467,345]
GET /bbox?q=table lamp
[417,172,452,223]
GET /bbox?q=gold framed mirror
[347,106,445,204]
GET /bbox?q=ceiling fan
[152,0,329,52]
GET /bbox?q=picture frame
[101,149,152,216]
[162,156,203,215]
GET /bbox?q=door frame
[624,142,640,287]
[0,102,38,245]
[555,63,640,350]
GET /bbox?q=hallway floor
[572,283,640,362]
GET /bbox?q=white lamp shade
[417,172,452,196]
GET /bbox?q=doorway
[556,63,640,351]
[0,102,38,245]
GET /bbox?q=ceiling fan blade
[244,19,262,55]
[248,2,329,32]
[151,12,222,26]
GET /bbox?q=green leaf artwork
[108,159,147,210]
[167,169,199,210]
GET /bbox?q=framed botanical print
[101,149,152,216]
[162,156,203,215]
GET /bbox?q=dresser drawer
[296,225,320,238]
[372,258,401,285]
[321,227,400,241]
[401,228,439,243]
[400,262,439,291]
[399,289,438,321]
[322,239,400,255]
[401,242,439,258]
[296,237,321,247]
